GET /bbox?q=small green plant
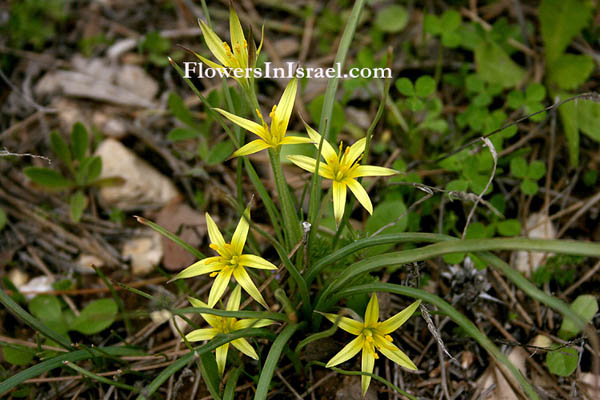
[23,123,104,222]
[510,156,546,195]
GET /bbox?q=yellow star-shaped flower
[214,78,313,157]
[287,124,398,224]
[323,294,421,396]
[195,7,263,88]
[185,286,275,376]
[169,208,277,308]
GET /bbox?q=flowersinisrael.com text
[182,61,392,80]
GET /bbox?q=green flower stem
[255,322,305,400]
[63,360,140,393]
[169,58,285,244]
[334,284,539,400]
[268,148,302,249]
[307,0,366,247]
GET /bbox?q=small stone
[95,138,180,210]
[122,231,163,275]
[75,254,105,274]
[18,276,53,300]
[115,65,158,100]
[150,309,172,325]
[7,269,29,287]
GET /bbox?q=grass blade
[254,322,304,400]
[135,216,205,259]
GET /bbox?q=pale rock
[580,373,600,400]
[92,111,128,139]
[150,309,172,325]
[7,269,29,287]
[116,65,159,100]
[122,231,163,275]
[75,254,105,274]
[95,138,179,210]
[514,213,556,277]
[18,276,53,300]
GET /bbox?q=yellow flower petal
[206,213,226,247]
[231,338,259,359]
[303,123,338,164]
[188,297,221,328]
[232,139,272,158]
[194,53,227,72]
[229,8,245,64]
[279,136,314,145]
[185,328,218,342]
[226,285,242,311]
[374,335,417,370]
[198,19,230,67]
[322,313,363,335]
[168,258,222,282]
[326,335,364,367]
[216,343,229,376]
[287,155,317,173]
[364,293,379,327]
[377,300,421,334]
[214,108,268,140]
[233,267,268,308]
[272,78,297,139]
[231,207,250,255]
[345,179,373,215]
[351,165,398,178]
[238,254,278,270]
[332,180,347,224]
[346,137,366,165]
[234,318,276,330]
[361,347,376,396]
[208,268,233,307]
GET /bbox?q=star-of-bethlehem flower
[323,294,421,396]
[169,208,277,308]
[287,125,398,224]
[185,285,275,376]
[214,77,313,158]
[196,7,263,89]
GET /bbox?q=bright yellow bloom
[287,125,397,224]
[214,78,313,157]
[169,208,277,308]
[196,7,263,88]
[185,286,275,376]
[324,294,421,396]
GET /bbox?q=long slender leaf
[223,367,242,400]
[316,238,600,311]
[254,322,304,400]
[0,289,73,350]
[0,346,141,396]
[334,283,540,400]
[63,360,140,393]
[137,328,273,400]
[135,216,205,259]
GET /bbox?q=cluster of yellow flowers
[171,7,422,396]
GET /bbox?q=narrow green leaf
[223,367,242,400]
[135,216,205,259]
[0,346,141,396]
[71,122,89,162]
[87,156,102,182]
[0,207,6,231]
[255,323,304,400]
[24,167,73,189]
[199,351,222,400]
[167,127,202,141]
[70,190,87,223]
[50,131,72,167]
